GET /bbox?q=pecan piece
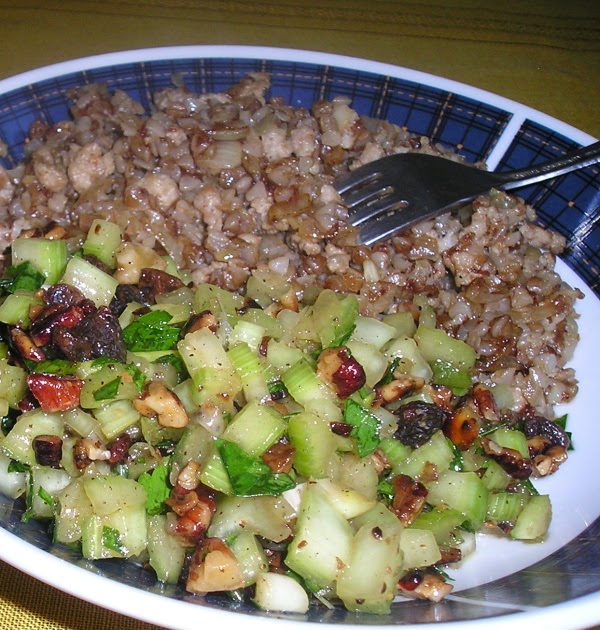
[134,381,189,428]
[480,436,533,479]
[27,373,84,412]
[391,474,428,526]
[32,435,63,468]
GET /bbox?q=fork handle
[499,140,600,190]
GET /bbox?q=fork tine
[334,166,382,195]
[357,203,444,246]
[347,190,410,227]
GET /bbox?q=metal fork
[334,141,600,246]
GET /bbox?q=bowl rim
[0,44,598,630]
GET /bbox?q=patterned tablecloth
[0,1,598,629]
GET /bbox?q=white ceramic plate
[0,46,598,630]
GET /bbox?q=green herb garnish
[0,261,45,294]
[217,439,295,497]
[32,359,78,376]
[343,398,381,458]
[138,457,172,515]
[122,310,180,352]
[102,526,126,555]
[93,377,122,401]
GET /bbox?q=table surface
[0,1,598,629]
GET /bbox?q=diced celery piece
[312,479,376,519]
[200,450,233,495]
[11,237,67,284]
[0,451,27,499]
[239,308,283,341]
[510,495,552,540]
[28,466,72,519]
[147,514,187,583]
[83,475,146,516]
[284,482,353,589]
[229,531,269,586]
[0,290,43,327]
[253,572,309,614]
[266,340,304,374]
[414,325,476,370]
[229,319,266,352]
[93,399,140,440]
[335,452,379,500]
[192,283,243,321]
[282,359,335,407]
[79,362,140,410]
[337,514,403,614]
[349,316,396,350]
[171,423,214,480]
[489,427,529,458]
[384,336,433,380]
[486,492,528,524]
[378,437,412,470]
[288,411,336,479]
[0,359,27,408]
[427,470,489,531]
[208,495,293,542]
[54,479,94,544]
[227,342,270,402]
[222,399,286,456]
[311,289,358,348]
[245,269,293,307]
[409,507,466,546]
[346,340,388,388]
[382,312,417,339]
[62,408,102,439]
[81,506,147,559]
[480,459,512,491]
[60,256,118,307]
[393,430,454,479]
[0,409,64,466]
[177,328,241,411]
[400,528,441,569]
[82,219,123,269]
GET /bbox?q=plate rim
[0,44,598,630]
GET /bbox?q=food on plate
[0,73,582,614]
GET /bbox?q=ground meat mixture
[0,73,581,419]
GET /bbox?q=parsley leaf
[217,439,295,497]
[8,460,29,474]
[32,359,77,376]
[122,310,180,352]
[123,363,146,392]
[343,398,381,458]
[38,486,57,512]
[138,457,172,515]
[102,526,126,555]
[0,261,45,294]
[93,376,121,401]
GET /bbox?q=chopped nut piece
[480,436,533,479]
[391,474,428,526]
[134,381,190,428]
[444,404,480,450]
[186,537,245,594]
[32,435,63,468]
[375,375,424,406]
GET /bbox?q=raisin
[394,401,446,448]
[523,416,570,450]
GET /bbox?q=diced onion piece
[253,572,309,613]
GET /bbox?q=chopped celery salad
[0,220,570,614]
